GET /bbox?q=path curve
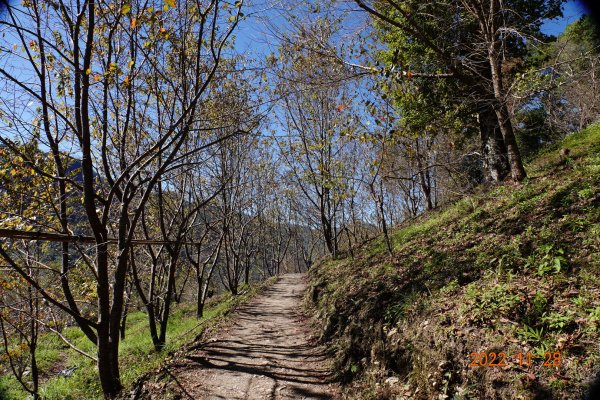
[151,274,339,399]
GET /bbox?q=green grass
[0,281,270,399]
[308,123,600,399]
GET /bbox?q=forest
[0,0,598,399]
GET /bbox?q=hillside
[307,124,600,399]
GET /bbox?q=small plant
[383,291,419,323]
[577,184,595,200]
[518,195,543,214]
[439,279,459,294]
[571,295,588,309]
[523,291,551,331]
[465,282,479,301]
[588,306,600,328]
[533,342,551,358]
[516,324,544,344]
[564,216,592,232]
[532,292,548,316]
[563,155,574,168]
[541,311,573,332]
[472,207,488,221]
[469,283,520,322]
[524,244,567,276]
[490,252,519,276]
[511,183,536,203]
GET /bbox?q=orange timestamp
[468,351,561,368]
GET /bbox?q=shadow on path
[156,274,339,400]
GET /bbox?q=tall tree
[0,0,244,396]
[275,19,356,257]
[354,0,564,182]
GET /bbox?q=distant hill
[64,157,84,183]
[307,124,600,399]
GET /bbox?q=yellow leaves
[108,62,118,72]
[85,68,91,75]
[0,278,15,291]
[228,15,236,23]
[164,0,176,8]
[94,74,102,82]
[0,342,29,361]
[121,4,131,14]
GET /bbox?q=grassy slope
[0,281,272,400]
[307,124,600,399]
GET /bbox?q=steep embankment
[307,125,600,399]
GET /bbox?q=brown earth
[140,274,339,399]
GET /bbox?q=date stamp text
[468,351,561,368]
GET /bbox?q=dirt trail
[152,274,339,399]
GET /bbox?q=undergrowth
[307,123,600,399]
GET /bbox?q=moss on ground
[307,124,600,399]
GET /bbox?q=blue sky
[1,0,591,54]
[233,0,592,61]
[541,0,589,35]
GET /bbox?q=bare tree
[0,0,244,395]
[275,19,357,257]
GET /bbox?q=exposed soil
[141,274,339,399]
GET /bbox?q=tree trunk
[197,276,205,319]
[494,101,527,181]
[244,260,250,285]
[415,139,434,210]
[28,279,39,400]
[198,261,217,318]
[488,37,527,182]
[119,280,133,340]
[129,251,162,349]
[377,183,392,255]
[478,104,510,182]
[321,214,335,256]
[30,348,39,400]
[147,306,161,349]
[96,244,122,398]
[158,255,179,349]
[105,212,132,389]
[320,189,336,258]
[195,238,222,319]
